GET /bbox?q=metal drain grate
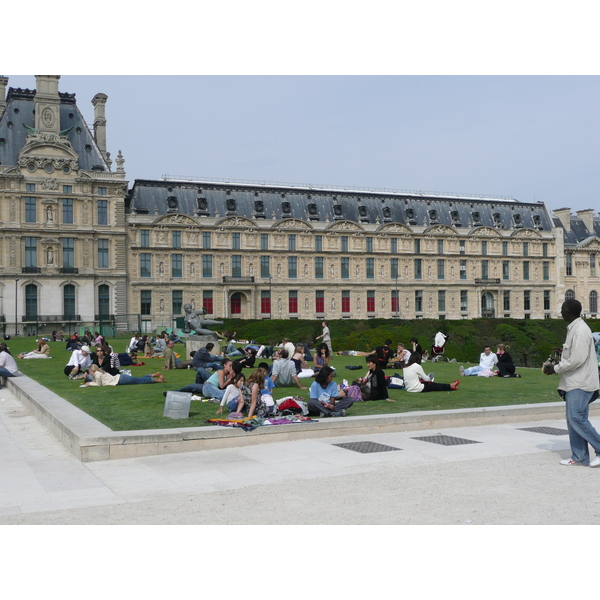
[411,435,481,446]
[518,426,569,436]
[333,441,402,454]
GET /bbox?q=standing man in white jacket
[544,299,600,467]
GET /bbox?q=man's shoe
[331,409,347,417]
[428,372,434,382]
[590,456,600,468]
[560,458,582,466]
[190,395,203,401]
[459,366,465,377]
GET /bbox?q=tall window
[315,257,324,279]
[230,292,242,314]
[481,240,488,256]
[98,284,110,316]
[172,231,181,249]
[565,289,575,301]
[231,255,242,277]
[315,235,323,252]
[590,290,598,313]
[342,290,350,313]
[415,290,423,312]
[367,290,375,312]
[460,260,467,280]
[140,290,152,315]
[232,232,241,250]
[315,290,325,313]
[459,240,465,255]
[543,261,550,281]
[288,235,296,252]
[503,260,510,280]
[341,236,348,252]
[288,256,297,279]
[25,284,38,318]
[391,238,398,253]
[391,290,399,314]
[438,290,446,312]
[366,237,373,253]
[341,257,350,279]
[391,258,398,279]
[503,290,510,311]
[62,238,74,269]
[438,239,444,254]
[25,197,36,222]
[171,254,183,278]
[202,255,213,278]
[414,239,421,254]
[481,260,488,279]
[523,242,529,257]
[414,258,422,280]
[260,256,270,278]
[437,259,445,280]
[202,232,211,249]
[63,284,76,318]
[97,200,108,225]
[591,253,597,277]
[140,253,151,277]
[62,198,73,224]
[261,234,269,250]
[366,258,374,279]
[543,243,548,257]
[25,237,37,268]
[544,290,551,311]
[261,290,271,315]
[140,230,150,247]
[172,290,183,315]
[461,290,468,312]
[524,290,531,311]
[502,241,508,256]
[97,239,109,268]
[289,290,298,314]
[523,261,530,280]
[566,253,573,276]
[203,290,214,314]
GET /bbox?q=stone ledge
[5,375,587,462]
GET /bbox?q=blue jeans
[202,381,225,400]
[118,374,153,385]
[565,389,600,465]
[227,399,239,412]
[179,383,205,394]
[195,367,211,384]
[464,365,484,376]
[0,367,16,378]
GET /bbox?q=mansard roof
[552,213,600,247]
[0,87,108,171]
[127,178,554,231]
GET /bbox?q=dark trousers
[421,382,452,392]
[497,363,516,377]
[307,397,354,416]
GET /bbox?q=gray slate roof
[128,178,554,231]
[0,87,108,171]
[552,215,600,247]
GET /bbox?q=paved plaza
[2,383,600,525]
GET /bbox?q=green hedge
[220,317,599,368]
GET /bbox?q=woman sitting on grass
[82,364,165,386]
[313,343,330,372]
[403,353,460,392]
[236,369,268,418]
[353,354,393,401]
[308,366,353,418]
[493,344,521,378]
[18,339,51,359]
[216,372,246,415]
[292,344,314,378]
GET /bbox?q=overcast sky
[5,74,598,215]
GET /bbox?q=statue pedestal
[186,335,222,357]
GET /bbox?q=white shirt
[554,317,600,392]
[283,342,295,357]
[479,352,498,370]
[403,363,431,393]
[0,351,19,375]
[66,350,92,370]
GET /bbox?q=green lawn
[7,336,562,431]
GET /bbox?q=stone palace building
[1,76,599,334]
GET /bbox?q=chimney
[576,209,595,234]
[0,76,8,113]
[553,207,571,233]
[92,93,108,160]
[34,75,61,133]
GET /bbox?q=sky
[5,74,598,215]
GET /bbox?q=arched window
[230,292,242,314]
[63,284,76,318]
[565,289,575,301]
[25,284,38,318]
[98,284,110,316]
[590,291,598,314]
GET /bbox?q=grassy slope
[8,336,562,432]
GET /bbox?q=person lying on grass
[81,364,166,386]
[403,353,460,392]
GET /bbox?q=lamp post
[14,278,19,337]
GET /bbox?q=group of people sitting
[460,344,522,378]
